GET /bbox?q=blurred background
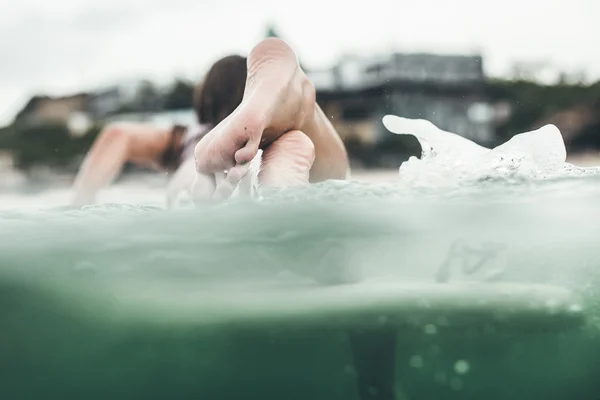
[1,0,599,196]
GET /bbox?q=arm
[71,123,172,206]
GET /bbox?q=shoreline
[565,153,600,167]
[1,153,599,193]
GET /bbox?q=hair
[193,55,247,127]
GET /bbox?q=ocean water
[1,116,600,399]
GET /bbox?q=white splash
[230,149,263,199]
[166,151,263,208]
[382,115,600,187]
[166,157,197,208]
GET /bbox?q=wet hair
[193,55,247,127]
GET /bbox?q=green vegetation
[0,79,197,172]
[163,79,195,111]
[0,125,12,149]
[487,79,600,143]
[107,79,195,116]
[1,122,101,171]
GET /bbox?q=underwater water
[1,116,600,399]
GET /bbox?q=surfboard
[0,276,589,400]
[17,278,585,334]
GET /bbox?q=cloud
[0,0,207,123]
[0,0,599,126]
[0,0,188,86]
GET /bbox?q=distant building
[14,80,169,137]
[308,52,495,147]
[11,46,496,166]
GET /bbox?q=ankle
[296,72,317,130]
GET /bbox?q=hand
[191,163,251,204]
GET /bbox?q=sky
[1,0,599,125]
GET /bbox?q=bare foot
[194,38,311,171]
[193,38,348,201]
[200,131,315,202]
[259,130,315,187]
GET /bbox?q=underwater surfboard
[0,276,589,400]
[128,281,584,333]
[6,277,585,334]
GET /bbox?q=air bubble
[409,355,424,369]
[454,360,470,375]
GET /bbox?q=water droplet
[454,360,470,375]
[409,355,424,369]
[424,324,438,335]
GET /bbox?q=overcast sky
[1,0,599,125]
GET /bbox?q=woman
[73,39,347,207]
[71,55,248,207]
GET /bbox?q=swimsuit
[160,123,212,172]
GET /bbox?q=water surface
[2,117,600,399]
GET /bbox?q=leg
[193,38,349,200]
[259,130,315,188]
[349,328,398,400]
[205,130,315,202]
